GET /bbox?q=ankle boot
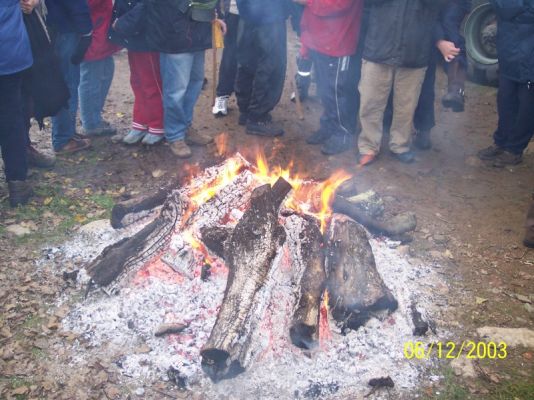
[524,199,534,248]
[8,180,33,207]
[442,60,466,112]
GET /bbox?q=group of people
[0,0,533,247]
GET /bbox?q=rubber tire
[464,2,499,87]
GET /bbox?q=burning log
[326,216,398,331]
[86,193,186,292]
[199,225,233,260]
[110,188,171,229]
[332,195,416,238]
[201,177,292,381]
[289,216,326,349]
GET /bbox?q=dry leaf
[43,197,53,206]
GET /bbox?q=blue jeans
[160,51,205,143]
[51,32,80,151]
[79,56,115,131]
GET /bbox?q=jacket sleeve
[114,3,145,36]
[491,0,534,22]
[60,0,93,34]
[306,0,357,17]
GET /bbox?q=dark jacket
[236,0,289,24]
[109,0,149,51]
[144,0,213,54]
[44,0,93,34]
[363,0,445,68]
[435,0,471,43]
[491,0,534,83]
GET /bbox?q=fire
[319,289,332,343]
[182,229,216,266]
[214,132,229,157]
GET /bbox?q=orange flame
[182,230,216,266]
[319,289,332,343]
[214,132,229,157]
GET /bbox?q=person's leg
[183,51,206,128]
[216,13,239,98]
[307,50,334,144]
[125,51,149,143]
[389,66,427,159]
[358,60,394,158]
[142,52,165,143]
[235,20,258,123]
[413,54,437,149]
[0,72,31,206]
[51,32,85,151]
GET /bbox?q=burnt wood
[111,187,171,229]
[201,178,291,381]
[289,216,326,350]
[326,217,398,331]
[199,225,233,260]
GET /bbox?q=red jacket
[84,0,121,61]
[300,0,364,57]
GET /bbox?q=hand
[70,34,92,65]
[437,40,461,63]
[20,0,39,14]
[215,18,227,35]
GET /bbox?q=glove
[70,34,92,65]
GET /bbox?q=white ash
[51,167,448,399]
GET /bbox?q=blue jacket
[491,0,534,82]
[236,0,288,24]
[45,0,93,34]
[109,0,149,52]
[0,0,33,75]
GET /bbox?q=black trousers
[235,19,287,121]
[413,54,437,132]
[216,13,239,97]
[0,72,28,182]
[310,50,358,136]
[494,76,534,155]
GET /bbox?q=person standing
[235,0,289,137]
[357,0,444,166]
[297,0,364,155]
[45,0,93,154]
[78,0,120,137]
[477,0,534,168]
[0,0,33,206]
[212,0,239,117]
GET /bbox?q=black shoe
[442,89,465,112]
[321,134,352,155]
[246,119,284,137]
[478,145,504,160]
[8,180,33,207]
[492,151,523,168]
[238,113,248,126]
[306,129,331,145]
[392,150,415,163]
[413,130,432,150]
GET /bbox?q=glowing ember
[319,289,332,344]
[182,230,217,266]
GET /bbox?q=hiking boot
[442,88,465,112]
[27,145,55,169]
[492,151,523,168]
[82,121,116,136]
[392,150,415,164]
[246,119,284,137]
[212,96,229,116]
[306,129,331,145]
[321,134,352,155]
[8,180,33,207]
[55,136,91,154]
[478,145,504,160]
[185,127,213,146]
[524,200,534,248]
[169,140,192,158]
[123,129,146,144]
[413,130,432,150]
[141,133,164,145]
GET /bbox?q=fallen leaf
[43,197,53,206]
[475,297,488,305]
[11,386,29,395]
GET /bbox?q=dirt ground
[0,44,533,399]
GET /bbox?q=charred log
[199,225,233,260]
[289,216,326,350]
[326,217,398,331]
[111,187,171,229]
[201,178,291,381]
[332,196,416,237]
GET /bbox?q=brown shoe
[524,200,534,248]
[185,127,213,146]
[492,151,523,168]
[477,145,504,160]
[169,140,192,158]
[8,180,33,207]
[27,145,55,169]
[55,136,91,154]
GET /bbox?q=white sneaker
[141,133,164,145]
[123,129,146,144]
[212,95,229,116]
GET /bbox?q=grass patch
[488,380,534,400]
[430,367,470,400]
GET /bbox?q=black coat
[363,0,445,68]
[491,0,534,83]
[144,0,213,54]
[109,0,150,52]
